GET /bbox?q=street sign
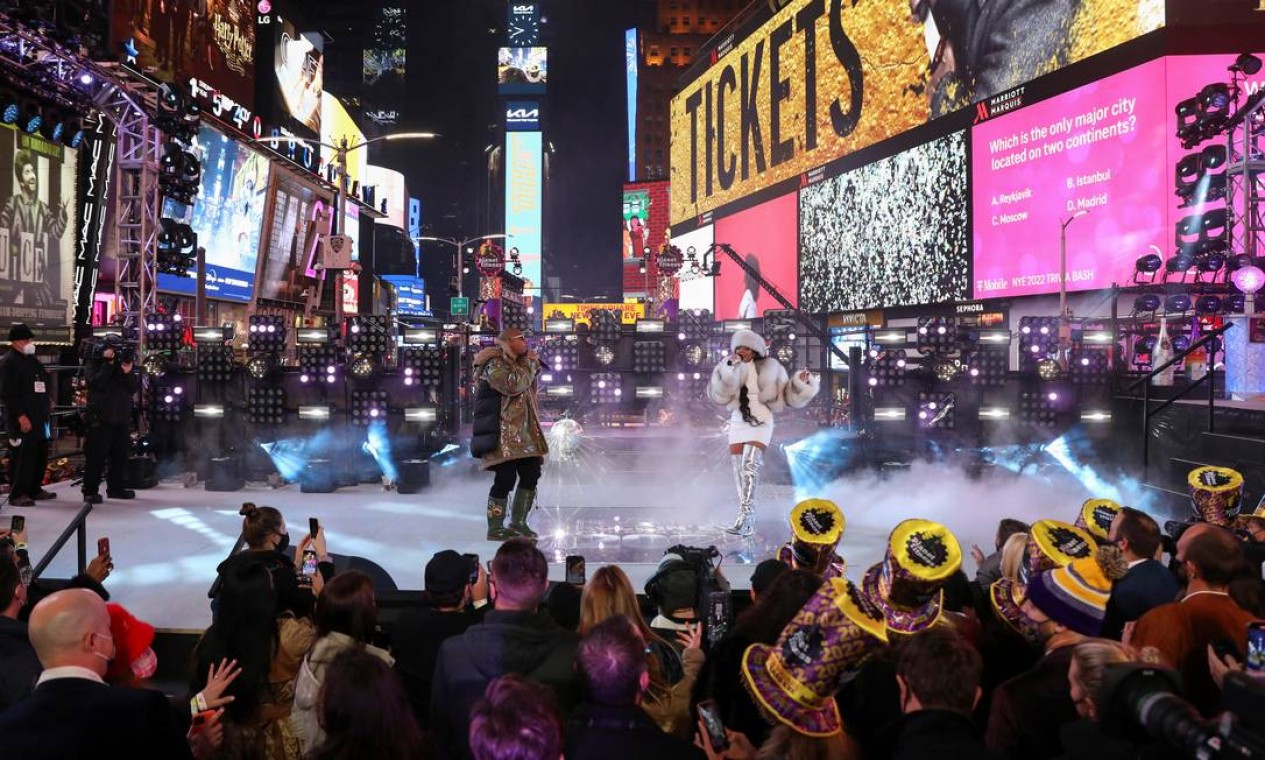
[450,296,470,317]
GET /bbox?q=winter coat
[429,608,580,759]
[0,347,51,437]
[291,631,394,752]
[707,356,819,423]
[85,359,139,427]
[470,348,548,469]
[0,616,40,710]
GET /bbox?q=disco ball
[932,357,960,383]
[547,418,585,462]
[774,344,796,365]
[594,343,616,367]
[683,341,706,367]
[1036,357,1064,380]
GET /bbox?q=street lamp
[254,131,438,321]
[414,233,512,308]
[1058,210,1089,354]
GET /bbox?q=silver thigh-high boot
[725,444,762,537]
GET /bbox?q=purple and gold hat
[742,577,887,737]
[862,519,962,635]
[780,499,847,578]
[989,577,1041,644]
[991,519,1094,635]
[1075,499,1122,543]
[1188,466,1244,527]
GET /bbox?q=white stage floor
[7,439,1170,632]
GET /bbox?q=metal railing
[30,502,94,581]
[1125,322,1234,478]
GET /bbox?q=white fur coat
[708,356,820,423]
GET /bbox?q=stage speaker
[205,456,245,492]
[396,459,430,494]
[123,455,158,489]
[300,459,337,493]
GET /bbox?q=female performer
[708,329,819,536]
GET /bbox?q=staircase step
[1139,483,1192,522]
[1202,431,1265,464]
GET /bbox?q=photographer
[81,340,139,503]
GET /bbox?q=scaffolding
[1226,91,1265,264]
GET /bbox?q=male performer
[1,324,55,507]
[470,329,548,541]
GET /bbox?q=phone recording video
[462,553,480,586]
[309,517,320,539]
[1248,621,1265,674]
[97,537,110,557]
[10,515,24,534]
[302,549,318,577]
[697,699,729,751]
[565,555,586,586]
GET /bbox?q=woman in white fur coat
[708,329,820,536]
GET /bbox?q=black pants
[489,457,542,499]
[6,432,48,500]
[83,422,131,495]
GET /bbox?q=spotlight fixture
[247,315,287,353]
[1164,293,1193,313]
[1230,53,1263,76]
[873,407,907,422]
[1133,293,1162,314]
[590,373,622,404]
[1018,316,1060,369]
[401,327,440,345]
[247,387,285,425]
[299,346,340,384]
[964,350,1007,387]
[539,337,579,372]
[867,349,907,388]
[916,317,958,354]
[404,407,438,424]
[298,405,332,421]
[678,309,714,341]
[929,356,960,383]
[197,344,235,382]
[349,353,380,380]
[193,404,226,419]
[398,346,446,388]
[346,315,391,356]
[142,353,170,378]
[632,341,666,372]
[150,384,186,422]
[680,340,708,368]
[978,407,1011,421]
[144,312,183,352]
[350,390,389,426]
[589,309,622,342]
[774,344,797,366]
[1069,349,1109,385]
[1134,254,1163,283]
[917,392,956,430]
[1018,390,1058,429]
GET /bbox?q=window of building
[649,46,660,57]
[668,17,676,27]
[682,0,690,8]
[670,46,678,57]
[684,47,692,59]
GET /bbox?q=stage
[5,420,1183,632]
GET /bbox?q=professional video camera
[647,544,732,646]
[80,334,136,365]
[1098,663,1265,758]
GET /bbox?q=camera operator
[81,341,138,504]
[1,324,55,508]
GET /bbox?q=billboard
[506,131,543,296]
[256,178,330,304]
[506,102,542,132]
[320,94,368,192]
[363,4,407,131]
[0,126,77,326]
[273,18,323,136]
[671,225,715,315]
[159,126,270,302]
[714,193,798,320]
[498,47,548,94]
[383,275,429,316]
[368,165,407,229]
[622,181,669,261]
[669,0,1162,224]
[542,302,646,325]
[799,130,969,312]
[625,28,638,182]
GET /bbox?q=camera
[646,545,732,646]
[81,335,136,365]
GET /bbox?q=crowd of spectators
[0,495,1262,760]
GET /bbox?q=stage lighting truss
[916,317,958,354]
[964,350,1008,387]
[196,344,235,382]
[632,341,666,373]
[590,373,623,404]
[247,315,287,354]
[866,349,906,388]
[144,312,183,352]
[1019,390,1060,429]
[156,218,197,277]
[150,383,187,423]
[350,390,389,426]
[1175,83,1232,149]
[1069,349,1109,385]
[1175,144,1227,209]
[398,346,445,388]
[248,387,286,425]
[678,309,714,341]
[540,336,580,372]
[593,342,617,368]
[245,354,277,382]
[1018,316,1060,369]
[299,346,341,385]
[917,392,956,430]
[158,139,201,204]
[346,315,391,356]
[589,310,622,342]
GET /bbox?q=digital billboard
[0,126,78,326]
[368,164,407,229]
[159,126,270,302]
[714,193,798,320]
[671,225,715,315]
[542,302,645,325]
[274,18,323,136]
[383,275,429,316]
[506,131,543,296]
[506,102,542,132]
[669,0,1163,224]
[320,93,368,192]
[498,47,548,95]
[799,130,969,312]
[257,178,330,304]
[625,28,638,182]
[622,181,669,261]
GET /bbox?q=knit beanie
[1025,546,1127,636]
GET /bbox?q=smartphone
[309,517,320,538]
[565,555,586,586]
[697,699,729,751]
[462,553,480,586]
[301,548,318,576]
[705,589,732,647]
[189,709,218,736]
[97,537,110,557]
[10,515,23,534]
[1248,621,1265,674]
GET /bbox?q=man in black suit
[1100,507,1179,640]
[0,588,195,759]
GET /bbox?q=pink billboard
[714,193,798,320]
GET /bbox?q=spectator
[645,552,702,647]
[1236,503,1265,573]
[0,551,38,709]
[775,498,847,579]
[103,603,158,688]
[1100,508,1179,640]
[213,503,333,620]
[972,519,1030,588]
[883,625,999,760]
[191,560,316,759]
[0,588,195,758]
[468,675,564,760]
[306,647,427,760]
[997,532,1029,584]
[1129,527,1256,717]
[1075,499,1123,546]
[292,571,393,753]
[545,580,582,631]
[581,564,702,739]
[986,548,1125,760]
[567,615,705,760]
[748,558,789,602]
[1058,639,1139,758]
[692,569,822,747]
[393,550,485,727]
[430,538,580,759]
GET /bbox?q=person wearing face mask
[0,588,194,757]
[211,503,333,622]
[1,323,55,508]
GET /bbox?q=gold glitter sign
[670,0,1160,225]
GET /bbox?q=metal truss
[1226,93,1265,264]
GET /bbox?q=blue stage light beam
[783,430,855,499]
[258,429,333,481]
[362,421,399,483]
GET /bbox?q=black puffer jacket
[86,359,139,427]
[0,348,50,437]
[469,372,501,458]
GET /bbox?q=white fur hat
[731,329,767,357]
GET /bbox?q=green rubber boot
[486,497,514,541]
[508,489,538,539]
